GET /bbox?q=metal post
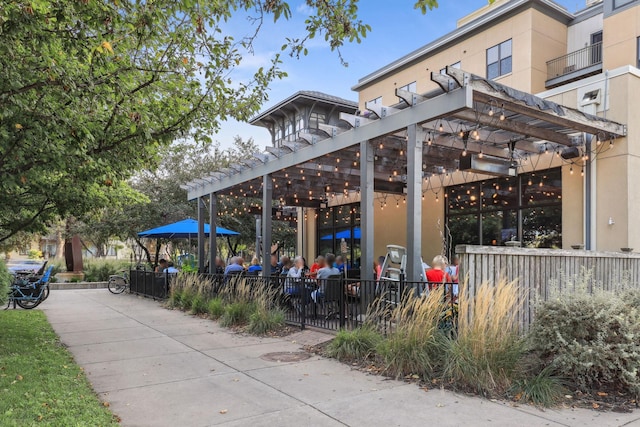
[585,133,594,250]
[198,197,206,273]
[209,193,217,273]
[255,216,262,262]
[360,140,374,281]
[262,174,273,275]
[406,123,423,282]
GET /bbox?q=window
[445,168,562,251]
[486,39,512,79]
[439,61,461,75]
[309,112,325,129]
[398,81,417,93]
[316,204,361,269]
[614,0,636,9]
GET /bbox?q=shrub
[27,249,42,259]
[511,366,565,407]
[327,327,382,361]
[83,260,130,282]
[207,298,225,319]
[441,279,524,396]
[529,288,640,396]
[0,260,11,305]
[374,287,446,380]
[220,301,255,327]
[247,307,285,335]
[190,293,208,315]
[167,288,183,309]
[180,289,195,311]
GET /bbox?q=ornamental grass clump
[529,286,640,396]
[442,279,524,396]
[207,297,225,319]
[327,326,383,361]
[245,279,285,334]
[375,286,446,380]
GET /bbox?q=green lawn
[0,310,119,426]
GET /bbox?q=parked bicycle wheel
[40,284,50,301]
[108,276,127,294]
[16,298,41,309]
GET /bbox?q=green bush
[529,289,640,396]
[327,327,383,361]
[511,366,565,407]
[83,260,130,282]
[0,260,11,306]
[27,249,42,259]
[180,289,195,311]
[220,301,255,327]
[207,298,225,319]
[167,288,183,308]
[247,307,285,335]
[190,293,208,315]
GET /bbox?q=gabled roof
[249,90,358,125]
[352,0,574,92]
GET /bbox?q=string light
[438,121,444,132]
[570,165,574,175]
[478,150,484,159]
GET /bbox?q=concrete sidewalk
[41,290,639,427]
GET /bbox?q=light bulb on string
[570,165,574,175]
[610,139,614,149]
[580,168,584,177]
[379,142,384,150]
[478,150,484,159]
[438,121,444,132]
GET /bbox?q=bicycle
[107,270,129,294]
[6,266,53,309]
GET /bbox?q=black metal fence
[160,271,457,333]
[129,269,175,300]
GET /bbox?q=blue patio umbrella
[320,227,361,240]
[137,219,239,239]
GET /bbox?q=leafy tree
[0,0,372,243]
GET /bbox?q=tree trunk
[133,237,152,267]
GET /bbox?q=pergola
[184,67,626,281]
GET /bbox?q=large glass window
[446,168,562,250]
[316,203,361,270]
[309,112,325,129]
[487,39,512,79]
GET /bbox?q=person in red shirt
[426,255,452,291]
[308,255,325,278]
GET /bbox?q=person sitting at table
[312,253,340,303]
[163,261,179,273]
[215,257,225,276]
[279,257,292,276]
[287,256,305,279]
[155,259,168,273]
[334,256,345,272]
[270,254,281,276]
[224,257,244,276]
[425,255,452,290]
[308,255,325,278]
[247,257,262,273]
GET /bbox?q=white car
[6,260,46,275]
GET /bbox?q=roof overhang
[187,68,626,203]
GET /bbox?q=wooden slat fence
[456,245,640,330]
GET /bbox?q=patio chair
[319,274,343,320]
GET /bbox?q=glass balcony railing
[546,42,602,86]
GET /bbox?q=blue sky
[215,0,583,150]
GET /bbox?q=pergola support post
[209,193,217,273]
[406,123,423,282]
[262,174,273,275]
[360,140,375,281]
[198,197,206,273]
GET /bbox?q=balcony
[545,42,602,89]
